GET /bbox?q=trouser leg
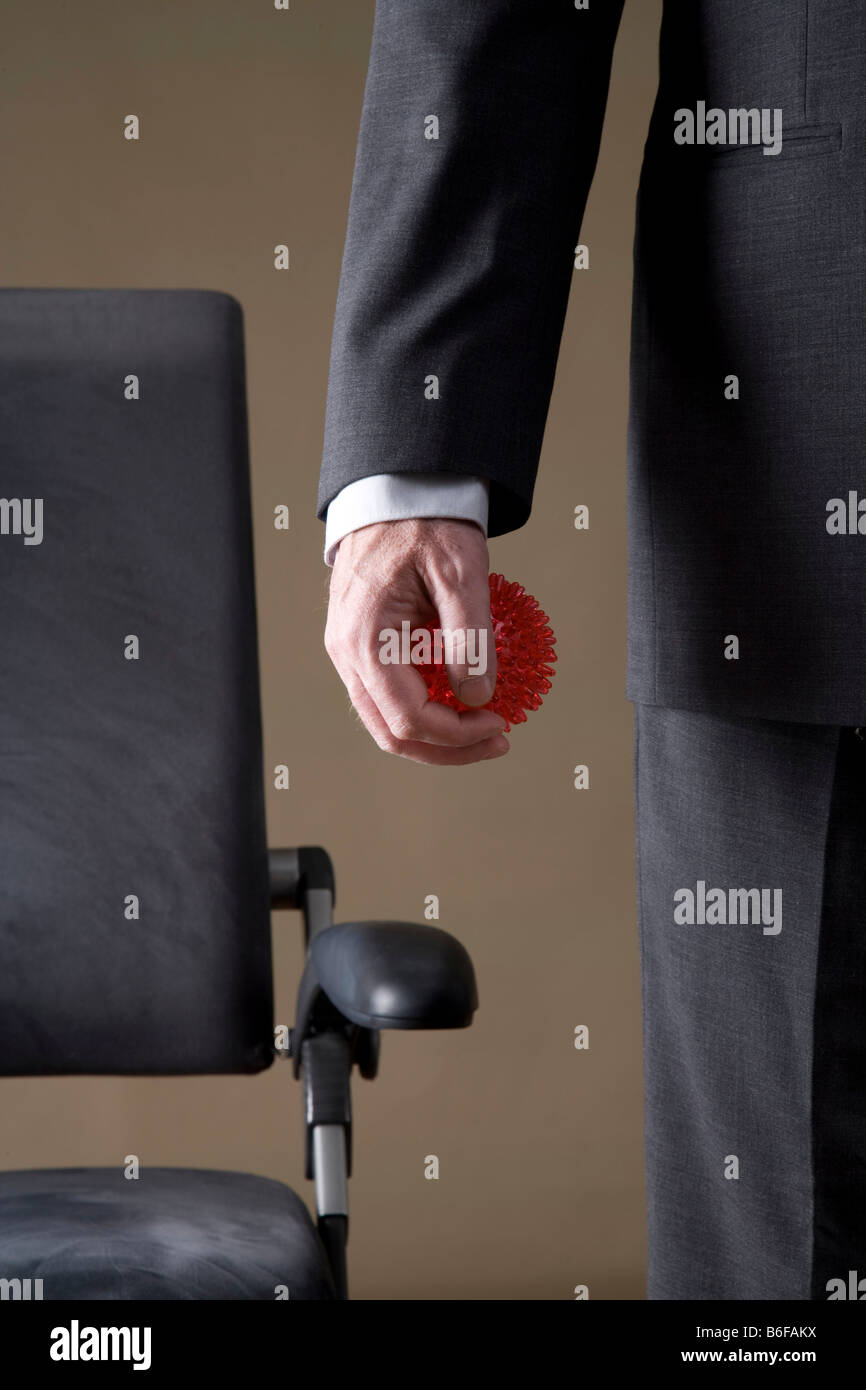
[810,725,866,1299]
[633,702,843,1299]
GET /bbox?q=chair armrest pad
[310,922,478,1030]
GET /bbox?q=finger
[328,606,504,747]
[344,667,509,765]
[423,563,497,707]
[360,650,506,746]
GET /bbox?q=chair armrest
[269,847,334,909]
[269,847,335,946]
[310,921,478,1030]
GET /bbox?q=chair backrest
[0,288,274,1076]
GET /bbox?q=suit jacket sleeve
[317,0,626,538]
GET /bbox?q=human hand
[324,518,510,765]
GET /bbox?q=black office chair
[0,288,478,1300]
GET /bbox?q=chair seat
[0,1167,336,1300]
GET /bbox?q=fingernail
[458,675,494,705]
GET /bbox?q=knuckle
[374,731,400,755]
[324,627,345,663]
[388,711,418,742]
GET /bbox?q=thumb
[431,573,497,708]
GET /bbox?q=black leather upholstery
[0,1168,336,1299]
[0,289,274,1075]
[0,290,339,1301]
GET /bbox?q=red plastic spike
[417,573,557,732]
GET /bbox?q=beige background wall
[0,0,662,1299]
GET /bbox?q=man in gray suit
[317,1,866,1300]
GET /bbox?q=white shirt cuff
[323,474,490,567]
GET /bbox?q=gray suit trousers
[634,705,866,1300]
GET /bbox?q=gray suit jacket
[318,0,866,725]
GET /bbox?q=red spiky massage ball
[418,573,557,732]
